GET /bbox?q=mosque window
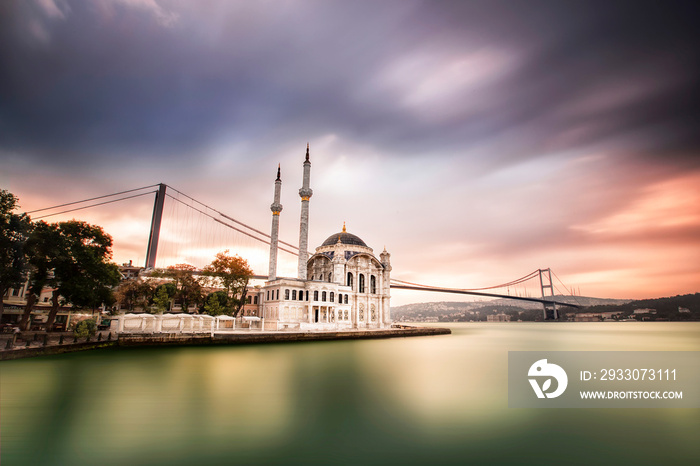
[314,290,319,301]
[371,275,376,294]
[266,290,269,300]
[284,289,289,300]
[322,291,327,302]
[347,273,353,289]
[344,295,348,304]
[306,290,309,301]
[359,274,365,293]
[276,289,279,300]
[292,290,297,300]
[330,292,334,303]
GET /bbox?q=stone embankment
[0,326,450,360]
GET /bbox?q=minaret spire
[297,144,313,280]
[268,164,283,281]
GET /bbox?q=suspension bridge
[27,183,583,319]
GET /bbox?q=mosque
[258,145,392,330]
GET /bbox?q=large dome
[321,231,367,247]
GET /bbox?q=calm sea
[1,323,699,465]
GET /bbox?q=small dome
[321,231,367,247]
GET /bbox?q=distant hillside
[392,296,629,319]
[392,294,698,322]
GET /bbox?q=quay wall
[118,326,451,347]
[0,326,451,360]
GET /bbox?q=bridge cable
[165,194,300,256]
[32,191,157,220]
[165,184,300,251]
[26,184,160,214]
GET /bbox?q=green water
[1,323,699,465]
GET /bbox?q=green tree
[73,319,97,338]
[44,221,121,330]
[115,279,154,312]
[0,190,32,321]
[203,291,228,316]
[153,264,204,313]
[152,283,176,313]
[202,250,253,317]
[19,221,63,330]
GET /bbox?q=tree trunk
[19,294,36,331]
[45,289,61,331]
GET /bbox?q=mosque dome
[320,224,367,247]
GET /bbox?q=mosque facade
[259,145,392,330]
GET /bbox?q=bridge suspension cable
[391,269,541,292]
[31,190,158,220]
[27,185,160,214]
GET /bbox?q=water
[1,323,699,465]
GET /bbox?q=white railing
[116,314,265,334]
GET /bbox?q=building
[260,145,391,331]
[487,313,511,322]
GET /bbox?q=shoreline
[0,326,451,361]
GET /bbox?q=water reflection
[1,323,699,465]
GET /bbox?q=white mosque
[259,145,392,330]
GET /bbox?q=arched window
[306,290,309,301]
[330,292,334,303]
[314,290,319,301]
[266,290,270,300]
[284,289,289,300]
[292,290,297,300]
[344,294,348,304]
[347,272,353,289]
[359,274,365,293]
[371,275,376,294]
[254,296,258,304]
[322,291,326,302]
[276,289,279,300]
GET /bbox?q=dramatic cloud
[1,0,699,303]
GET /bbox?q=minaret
[297,144,313,280]
[268,164,283,281]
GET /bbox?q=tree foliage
[202,250,253,317]
[153,264,204,312]
[203,291,229,316]
[115,279,154,312]
[73,318,97,338]
[0,189,32,320]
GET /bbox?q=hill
[392,294,699,322]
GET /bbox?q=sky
[1,0,699,305]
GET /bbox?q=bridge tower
[297,144,313,280]
[145,183,166,269]
[539,268,558,320]
[268,165,283,280]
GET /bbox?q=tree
[203,291,228,316]
[202,250,253,317]
[44,221,121,330]
[19,221,62,330]
[115,279,154,312]
[152,283,176,313]
[153,264,204,312]
[73,319,97,338]
[0,190,32,321]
